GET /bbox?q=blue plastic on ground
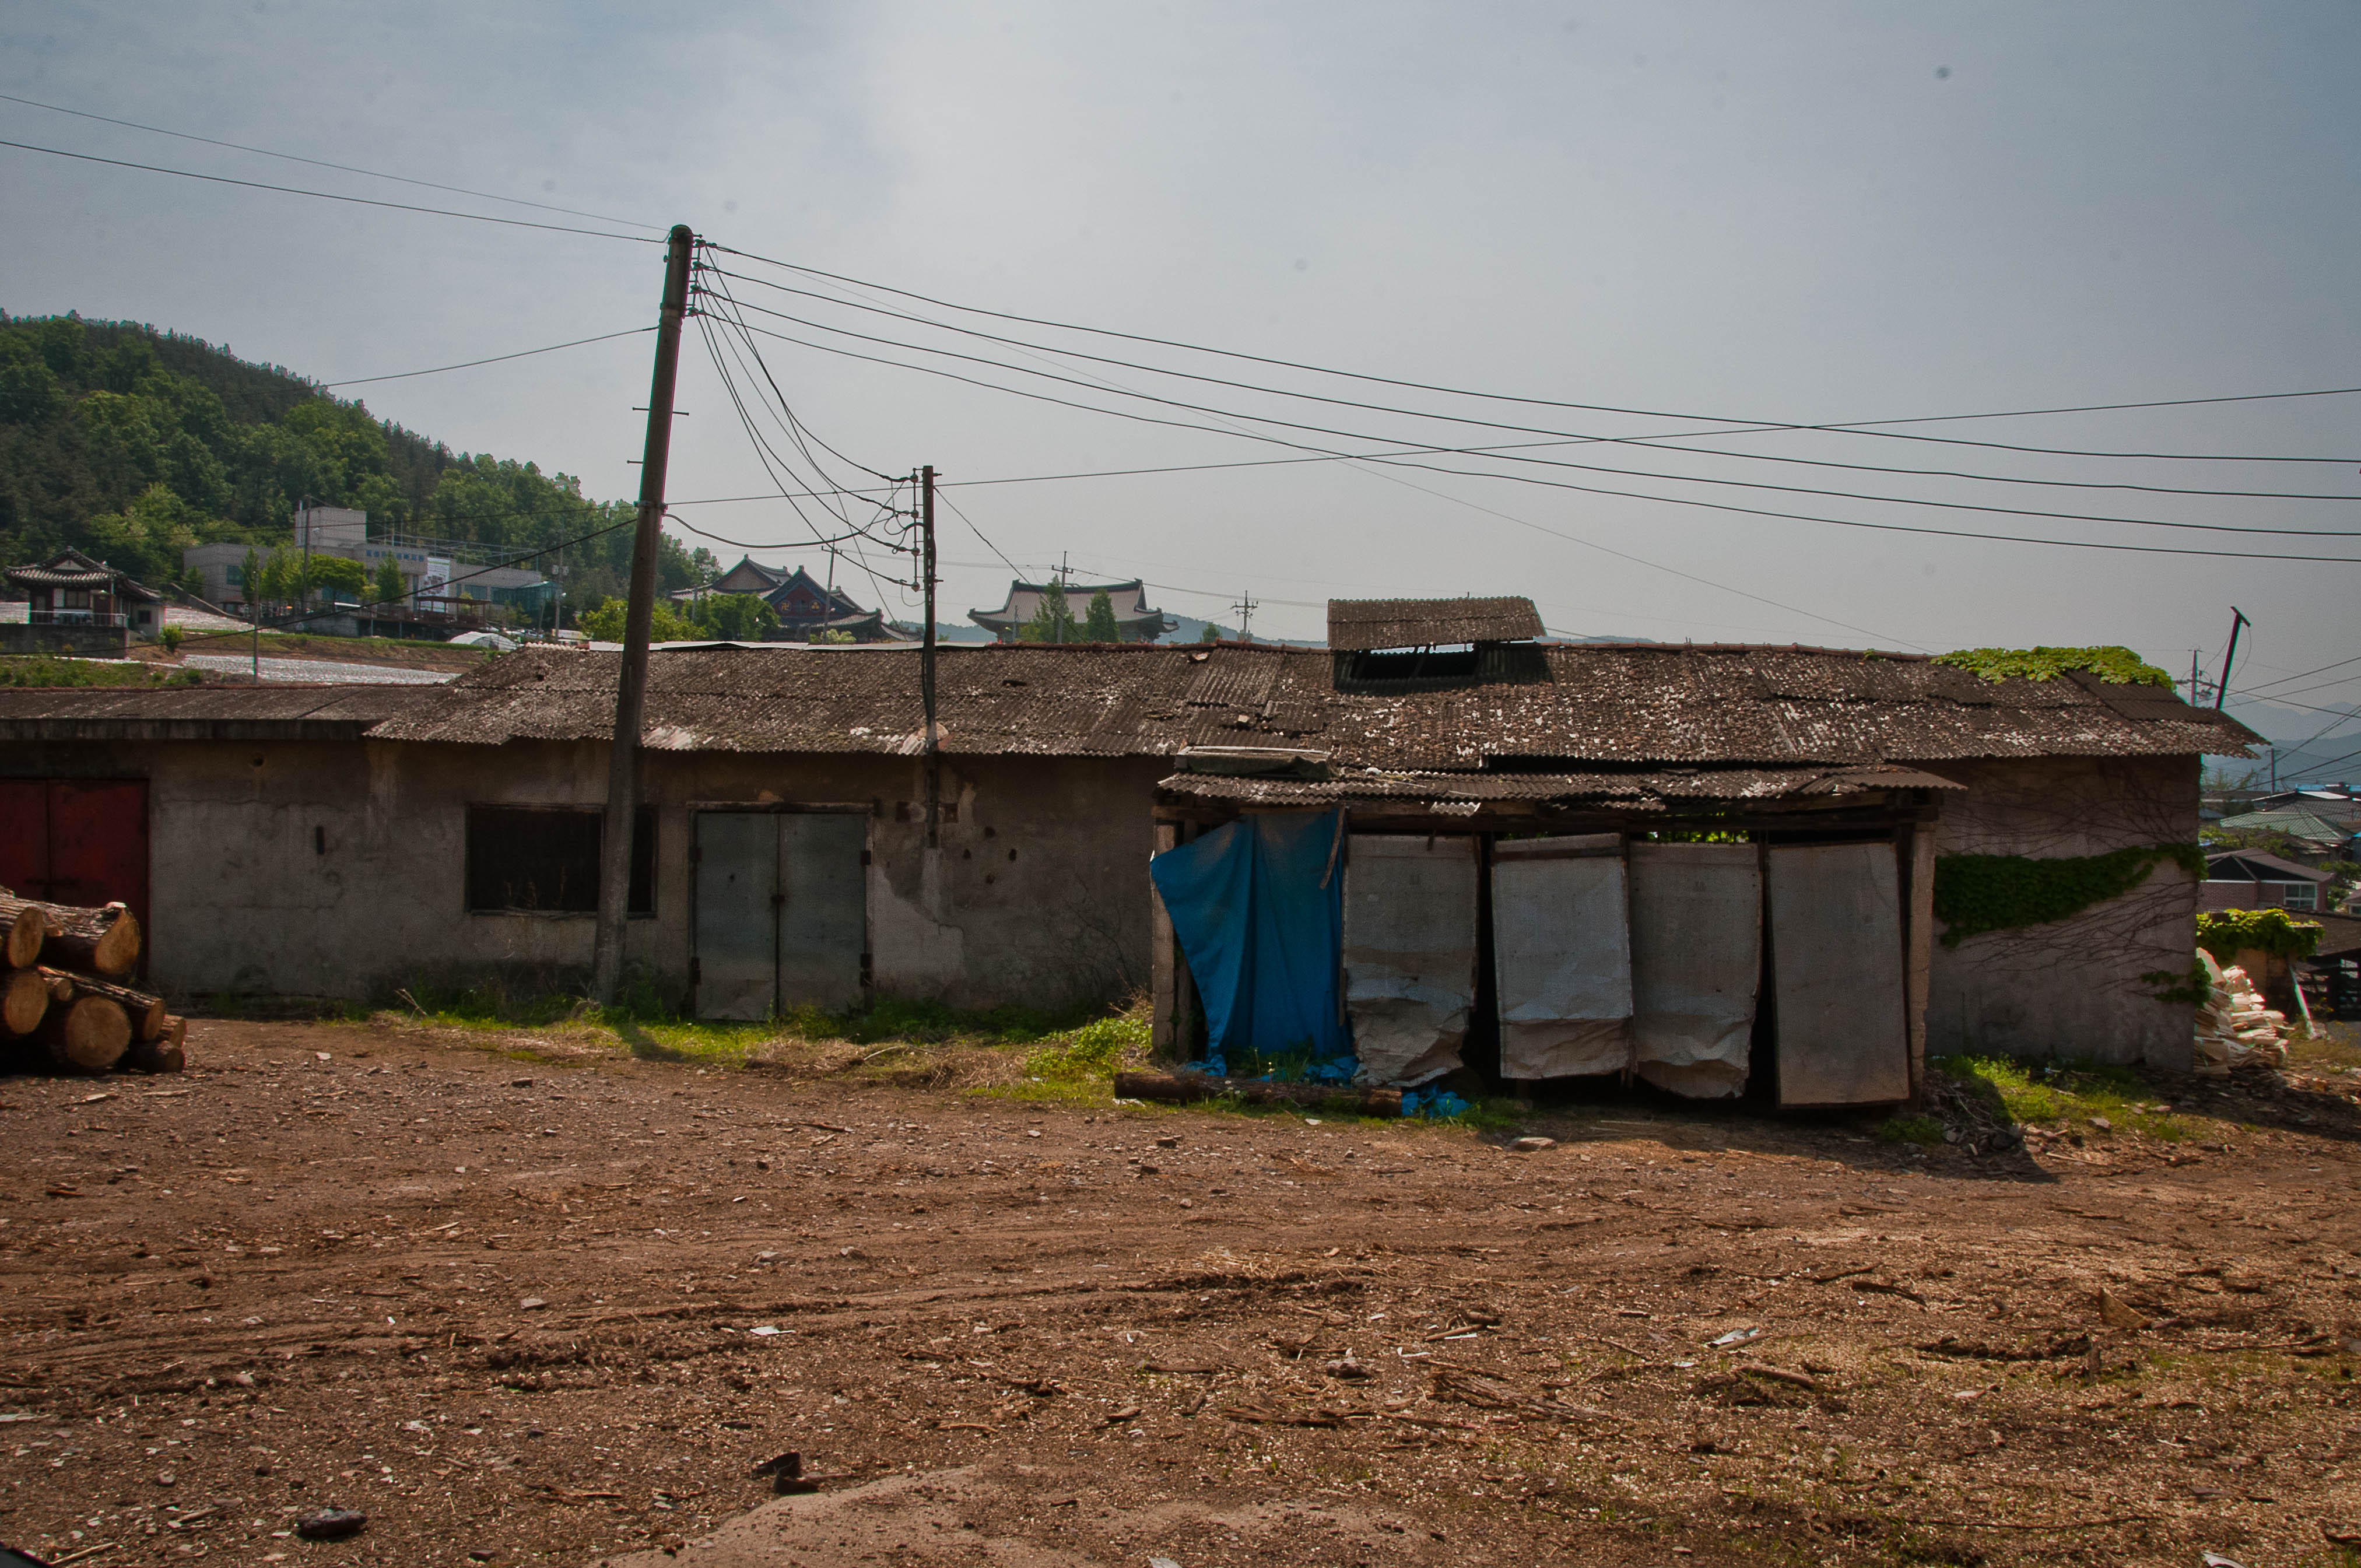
[1399,1087,1473,1119]
[1149,811,1348,1061]
[1181,1050,1361,1086]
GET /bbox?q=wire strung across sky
[705,266,2361,504]
[712,293,2361,543]
[720,314,2361,567]
[320,328,655,388]
[684,257,921,605]
[710,245,2361,466]
[0,90,668,233]
[0,136,655,243]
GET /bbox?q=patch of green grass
[1935,1054,2192,1141]
[0,654,204,687]
[1878,1113,1945,1145]
[774,995,1097,1047]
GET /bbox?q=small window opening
[465,806,654,914]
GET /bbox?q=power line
[716,294,2361,541]
[2234,650,2361,698]
[708,266,2361,504]
[320,327,655,388]
[0,89,666,232]
[0,136,654,242]
[931,488,1029,583]
[725,316,2361,566]
[710,244,2361,465]
[689,309,915,603]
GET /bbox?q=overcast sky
[4,2,2357,755]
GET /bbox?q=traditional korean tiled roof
[4,547,163,600]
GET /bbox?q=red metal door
[0,780,48,898]
[45,781,150,941]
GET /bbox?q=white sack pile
[2194,949,2289,1074]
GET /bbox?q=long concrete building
[0,608,2257,1102]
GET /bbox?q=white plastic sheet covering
[1490,834,1632,1079]
[1767,841,1910,1106]
[1343,834,1478,1087]
[1628,842,1762,1099]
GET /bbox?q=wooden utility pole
[2215,607,2250,712]
[591,223,695,1003]
[921,465,941,848]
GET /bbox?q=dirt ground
[6,1020,2361,1568]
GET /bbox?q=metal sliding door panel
[1768,841,1909,1106]
[1490,834,1633,1080]
[1343,834,1478,1088]
[780,812,867,1011]
[693,812,779,1021]
[1629,842,1761,1099]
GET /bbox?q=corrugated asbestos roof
[1327,596,1545,651]
[0,683,438,741]
[1159,763,1967,808]
[362,641,2261,765]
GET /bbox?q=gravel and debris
[3,1018,2360,1566]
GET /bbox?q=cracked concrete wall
[2,738,1162,1012]
[1913,754,2199,1069]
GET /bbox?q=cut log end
[2,967,48,1035]
[3,905,43,969]
[124,1037,186,1074]
[0,895,140,978]
[40,994,131,1074]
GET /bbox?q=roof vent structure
[1327,595,1548,693]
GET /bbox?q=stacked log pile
[1,888,184,1075]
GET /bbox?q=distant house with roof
[969,579,1173,643]
[2,546,163,655]
[676,556,902,642]
[2202,850,2337,913]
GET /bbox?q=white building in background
[181,507,549,623]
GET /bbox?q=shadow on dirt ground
[5,1018,2360,1568]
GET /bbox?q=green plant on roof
[2195,907,2322,962]
[1931,646,2174,687]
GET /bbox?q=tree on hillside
[693,592,778,641]
[1019,580,1075,643]
[579,595,697,644]
[306,555,370,607]
[255,547,292,612]
[80,482,203,587]
[1082,589,1121,643]
[1198,622,1223,643]
[0,314,711,616]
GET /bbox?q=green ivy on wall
[2195,907,2323,962]
[1930,646,2175,687]
[1932,843,2206,946]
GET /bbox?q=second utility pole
[591,223,695,1004]
[921,465,940,848]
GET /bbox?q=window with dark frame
[465,806,654,915]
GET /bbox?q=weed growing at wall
[1931,645,2174,687]
[1932,843,2205,944]
[2196,908,2323,962]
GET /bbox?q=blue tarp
[1150,810,1348,1061]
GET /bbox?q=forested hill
[0,312,711,606]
